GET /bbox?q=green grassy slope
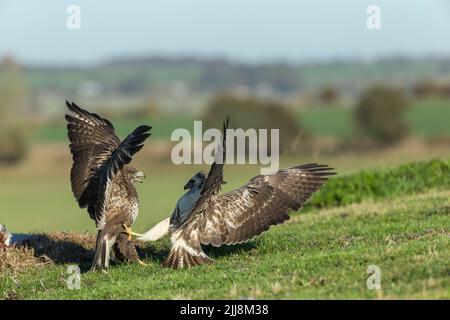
[0,159,449,299]
[309,159,450,208]
[1,189,448,299]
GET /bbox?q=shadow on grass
[17,234,258,273]
[137,244,169,263]
[136,240,258,265]
[23,233,150,273]
[205,242,257,259]
[21,234,94,273]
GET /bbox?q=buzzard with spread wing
[66,101,151,270]
[127,119,336,269]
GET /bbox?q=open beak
[134,171,145,183]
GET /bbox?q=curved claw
[122,224,144,240]
[139,259,148,266]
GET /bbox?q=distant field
[34,99,450,143]
[406,99,450,137]
[0,162,258,233]
[35,116,194,142]
[17,58,450,99]
[300,98,450,138]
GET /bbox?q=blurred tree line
[203,85,411,156]
[0,57,29,165]
[203,94,303,153]
[0,53,431,165]
[355,86,410,144]
[413,80,450,99]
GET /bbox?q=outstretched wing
[164,163,335,269]
[198,163,335,245]
[65,101,120,207]
[185,117,229,217]
[66,101,152,226]
[103,125,152,180]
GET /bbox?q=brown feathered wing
[65,101,151,226]
[163,120,336,269]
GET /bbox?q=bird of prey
[125,119,336,269]
[65,101,151,270]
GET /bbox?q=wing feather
[190,117,229,210]
[164,163,335,268]
[198,164,335,246]
[163,117,335,269]
[66,101,152,226]
[65,101,120,205]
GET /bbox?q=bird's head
[126,167,145,184]
[184,171,206,190]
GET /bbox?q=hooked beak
[134,171,145,183]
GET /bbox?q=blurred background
[0,0,449,232]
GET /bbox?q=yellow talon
[139,259,148,266]
[123,224,143,240]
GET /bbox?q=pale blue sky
[0,0,449,65]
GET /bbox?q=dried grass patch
[0,232,95,276]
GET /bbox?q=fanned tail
[162,235,213,269]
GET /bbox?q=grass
[308,159,450,208]
[300,107,353,138]
[300,98,450,138]
[406,98,450,137]
[1,189,448,299]
[0,159,449,299]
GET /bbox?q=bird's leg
[122,224,143,240]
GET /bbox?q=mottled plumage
[65,101,151,270]
[138,119,336,269]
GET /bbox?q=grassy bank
[0,159,449,299]
[1,189,448,299]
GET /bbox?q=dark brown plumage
[113,233,140,263]
[163,119,336,269]
[65,101,151,270]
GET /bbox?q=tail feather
[162,237,213,269]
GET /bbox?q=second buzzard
[126,119,336,269]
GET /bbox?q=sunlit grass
[1,189,448,299]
